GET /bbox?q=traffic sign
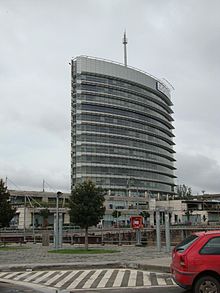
[130,216,143,229]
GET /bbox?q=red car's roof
[194,230,220,237]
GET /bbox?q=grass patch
[48,248,119,254]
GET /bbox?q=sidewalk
[0,243,171,273]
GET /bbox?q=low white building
[8,190,220,229]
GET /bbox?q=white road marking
[143,271,151,286]
[113,269,125,287]
[55,270,79,288]
[127,270,137,287]
[97,269,114,288]
[33,271,55,284]
[25,271,44,282]
[14,271,33,281]
[67,270,92,290]
[3,272,20,279]
[44,270,67,286]
[0,272,8,278]
[157,276,167,285]
[0,268,175,289]
[82,269,102,288]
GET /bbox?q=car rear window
[175,234,198,252]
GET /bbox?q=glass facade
[71,56,176,197]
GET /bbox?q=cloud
[176,153,220,194]
[0,0,220,194]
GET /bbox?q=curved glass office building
[71,56,176,197]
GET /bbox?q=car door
[197,236,220,274]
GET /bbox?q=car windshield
[175,234,198,252]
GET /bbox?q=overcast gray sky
[0,0,220,194]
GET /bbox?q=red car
[171,230,220,293]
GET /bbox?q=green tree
[176,184,192,198]
[39,208,50,246]
[0,179,16,228]
[184,209,192,223]
[139,211,150,227]
[112,210,121,219]
[69,180,106,249]
[39,208,50,228]
[112,210,121,227]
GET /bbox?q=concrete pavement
[0,243,172,273]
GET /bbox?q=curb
[137,264,170,273]
[121,262,170,273]
[0,261,170,274]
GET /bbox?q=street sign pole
[130,216,143,246]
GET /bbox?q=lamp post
[54,191,62,250]
[32,207,36,244]
[23,195,27,242]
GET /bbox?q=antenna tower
[123,31,128,66]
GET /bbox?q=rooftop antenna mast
[123,30,128,66]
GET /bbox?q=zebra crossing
[0,269,175,290]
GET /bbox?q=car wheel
[194,275,220,293]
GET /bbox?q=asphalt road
[0,282,192,293]
[0,282,41,293]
